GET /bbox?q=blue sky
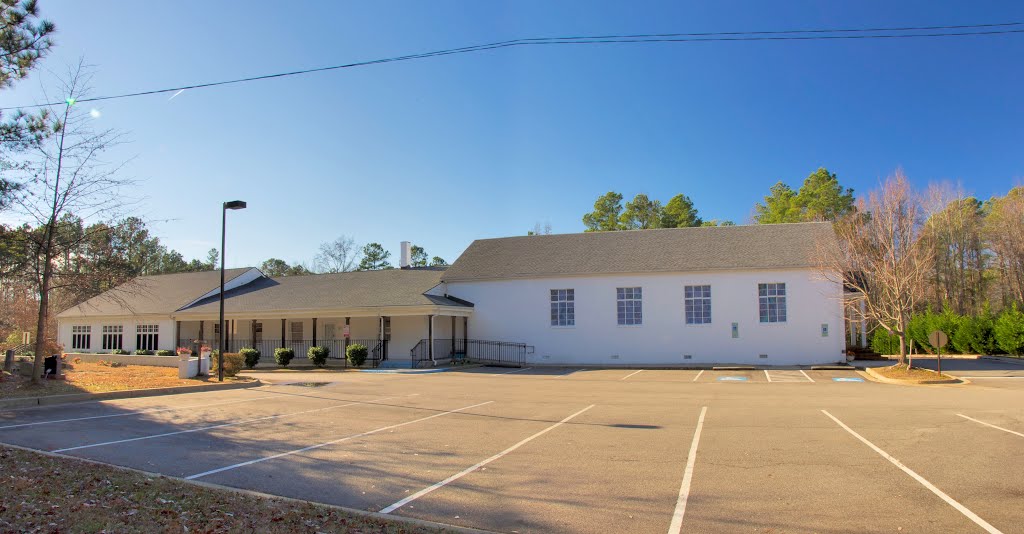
[4,1,1023,268]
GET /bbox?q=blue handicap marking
[718,376,748,381]
[832,377,864,382]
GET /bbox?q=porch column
[859,300,867,347]
[428,314,434,363]
[378,316,384,360]
[312,318,317,346]
[344,317,350,354]
[281,319,286,349]
[463,316,468,353]
[848,303,855,346]
[250,320,256,345]
[174,321,180,348]
[450,316,456,357]
[199,321,204,346]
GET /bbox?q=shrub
[134,349,153,356]
[871,329,901,355]
[155,349,175,356]
[98,360,125,368]
[274,347,295,367]
[72,357,82,364]
[18,349,33,357]
[240,347,260,369]
[112,348,129,355]
[951,308,997,355]
[994,304,1024,355]
[211,352,244,377]
[346,343,368,367]
[307,346,330,367]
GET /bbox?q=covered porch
[172,308,473,368]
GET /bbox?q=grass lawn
[0,445,445,534]
[873,363,957,382]
[0,361,252,399]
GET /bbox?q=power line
[3,21,1021,111]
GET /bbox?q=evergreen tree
[582,192,624,232]
[620,194,663,230]
[357,243,392,270]
[660,194,702,228]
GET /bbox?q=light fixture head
[224,200,247,210]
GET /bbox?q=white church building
[57,223,848,367]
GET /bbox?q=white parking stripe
[800,370,815,382]
[692,370,704,382]
[52,394,415,453]
[380,404,595,514]
[496,367,532,375]
[621,370,643,380]
[957,414,1024,438]
[764,370,772,382]
[0,395,275,431]
[185,400,492,480]
[667,406,708,534]
[822,410,1002,534]
[957,376,1024,379]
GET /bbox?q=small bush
[211,352,244,377]
[18,349,33,357]
[274,347,295,367]
[155,349,175,356]
[871,329,901,355]
[346,343,368,367]
[240,347,260,369]
[134,349,153,356]
[112,348,129,355]
[72,357,82,364]
[994,304,1024,355]
[98,360,125,368]
[307,346,330,367]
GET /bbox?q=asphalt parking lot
[2,365,1023,533]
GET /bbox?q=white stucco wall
[57,316,177,353]
[446,268,845,366]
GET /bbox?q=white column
[428,314,435,364]
[848,303,856,346]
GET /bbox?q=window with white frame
[136,324,159,351]
[290,321,304,341]
[684,285,712,325]
[71,325,91,350]
[550,289,575,326]
[758,283,787,323]
[102,325,123,350]
[617,287,643,325]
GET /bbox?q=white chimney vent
[400,241,412,269]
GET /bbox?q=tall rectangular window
[617,287,643,325]
[71,325,91,350]
[684,285,712,324]
[550,289,575,326]
[290,321,304,341]
[102,325,123,351]
[136,324,159,351]
[758,283,787,323]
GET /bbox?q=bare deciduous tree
[920,183,987,314]
[312,235,358,273]
[13,62,134,383]
[984,186,1024,306]
[816,170,934,364]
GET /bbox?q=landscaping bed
[0,361,252,400]
[869,363,959,383]
[0,445,446,534]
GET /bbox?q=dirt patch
[871,364,958,382]
[0,362,253,399]
[0,445,446,533]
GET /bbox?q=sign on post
[342,325,350,338]
[928,330,948,376]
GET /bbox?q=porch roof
[173,268,471,317]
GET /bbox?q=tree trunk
[31,247,54,384]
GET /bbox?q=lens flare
[89,108,101,119]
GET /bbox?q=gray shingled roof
[56,268,252,318]
[442,222,837,282]
[175,268,468,316]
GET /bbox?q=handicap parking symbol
[718,376,748,381]
[832,377,864,382]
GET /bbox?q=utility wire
[3,21,1021,111]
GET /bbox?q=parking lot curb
[0,441,495,534]
[979,356,1024,366]
[862,366,968,386]
[0,379,262,410]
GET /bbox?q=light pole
[219,200,247,381]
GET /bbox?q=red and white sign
[342,325,350,338]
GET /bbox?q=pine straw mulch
[872,363,958,382]
[0,445,446,534]
[0,362,252,400]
